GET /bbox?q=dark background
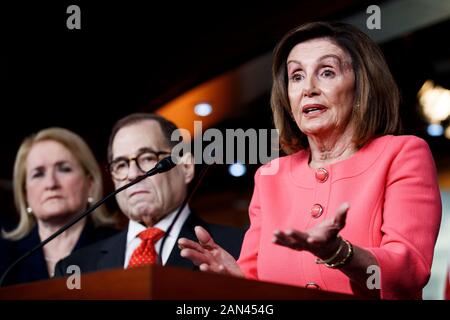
[2,1,450,228]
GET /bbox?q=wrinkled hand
[273,202,349,260]
[178,226,244,277]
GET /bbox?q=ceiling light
[228,163,246,177]
[445,126,450,140]
[427,123,444,137]
[418,80,450,123]
[194,102,212,117]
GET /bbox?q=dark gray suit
[55,213,245,277]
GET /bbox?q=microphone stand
[0,157,175,287]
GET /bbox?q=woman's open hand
[178,226,244,277]
[273,202,349,260]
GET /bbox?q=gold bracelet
[323,238,354,269]
[315,235,345,265]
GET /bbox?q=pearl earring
[87,197,94,204]
[26,207,33,214]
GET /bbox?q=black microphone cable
[157,162,211,265]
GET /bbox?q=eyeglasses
[109,150,171,181]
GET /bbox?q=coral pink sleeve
[366,137,442,299]
[237,167,263,279]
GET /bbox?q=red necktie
[127,227,165,269]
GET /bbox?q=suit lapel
[95,214,206,270]
[14,227,50,283]
[166,213,206,269]
[97,229,127,270]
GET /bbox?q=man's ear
[179,152,195,184]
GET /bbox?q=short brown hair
[107,113,180,163]
[271,21,401,154]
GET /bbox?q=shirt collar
[126,205,191,244]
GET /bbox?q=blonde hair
[3,127,115,240]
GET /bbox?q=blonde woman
[2,127,117,285]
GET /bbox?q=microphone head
[155,156,177,173]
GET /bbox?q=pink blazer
[237,135,442,299]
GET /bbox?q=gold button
[315,168,328,182]
[305,282,321,290]
[310,204,323,218]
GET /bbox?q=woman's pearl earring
[26,207,33,214]
[87,197,94,204]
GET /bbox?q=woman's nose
[303,76,320,97]
[44,171,60,190]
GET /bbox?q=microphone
[153,156,177,174]
[0,156,176,287]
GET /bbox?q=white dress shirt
[124,205,190,268]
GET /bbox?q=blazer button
[310,204,323,218]
[305,282,321,290]
[315,168,328,182]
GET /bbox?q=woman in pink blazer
[178,22,442,299]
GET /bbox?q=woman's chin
[301,124,332,137]
[36,211,75,225]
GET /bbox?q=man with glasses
[55,113,244,275]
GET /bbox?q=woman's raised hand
[178,226,244,277]
[273,202,349,260]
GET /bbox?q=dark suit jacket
[55,213,245,277]
[1,219,118,286]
